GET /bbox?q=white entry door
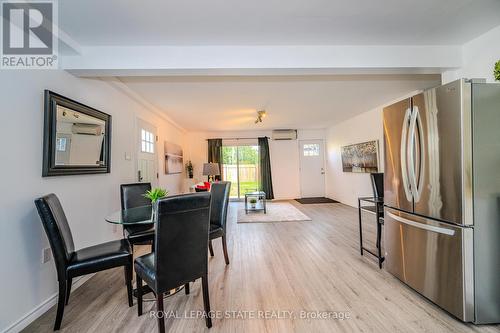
[136,119,158,186]
[299,140,325,198]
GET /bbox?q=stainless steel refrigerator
[383,78,500,324]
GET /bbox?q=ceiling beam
[63,45,462,77]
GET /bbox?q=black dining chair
[120,183,155,249]
[35,194,133,331]
[208,182,231,265]
[135,192,213,332]
[370,172,384,249]
[370,172,384,199]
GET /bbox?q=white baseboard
[3,274,94,333]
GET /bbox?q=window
[56,137,67,152]
[141,129,155,153]
[303,144,320,156]
[221,144,260,199]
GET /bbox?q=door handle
[138,170,143,182]
[408,106,425,202]
[387,211,455,235]
[414,106,425,202]
[400,108,412,201]
[407,107,417,200]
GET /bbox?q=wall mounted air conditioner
[72,124,103,136]
[272,129,297,140]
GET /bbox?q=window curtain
[207,138,222,181]
[258,137,274,199]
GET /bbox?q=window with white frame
[141,129,155,153]
[303,144,320,156]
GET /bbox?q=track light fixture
[255,110,267,124]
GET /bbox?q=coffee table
[244,191,267,214]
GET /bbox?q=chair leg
[185,282,190,295]
[202,275,212,328]
[65,278,72,305]
[222,234,230,265]
[136,273,143,316]
[208,240,214,257]
[54,280,66,330]
[157,294,165,333]
[125,263,133,307]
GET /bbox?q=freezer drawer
[384,208,474,321]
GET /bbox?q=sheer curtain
[258,137,274,199]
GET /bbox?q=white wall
[442,25,500,84]
[0,70,186,332]
[325,108,384,207]
[185,129,325,200]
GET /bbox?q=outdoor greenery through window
[222,145,260,198]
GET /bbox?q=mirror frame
[42,90,112,177]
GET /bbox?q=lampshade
[202,163,220,176]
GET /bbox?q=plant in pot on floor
[249,197,257,209]
[143,188,168,219]
[185,160,194,179]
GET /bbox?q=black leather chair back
[210,181,231,229]
[120,183,152,210]
[35,194,75,280]
[154,193,211,293]
[370,173,384,198]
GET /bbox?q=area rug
[295,197,338,204]
[237,201,311,223]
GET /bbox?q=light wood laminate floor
[24,202,500,333]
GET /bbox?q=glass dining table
[105,205,155,225]
[105,205,183,300]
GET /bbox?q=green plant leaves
[143,188,168,203]
[495,60,500,81]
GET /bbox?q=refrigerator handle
[414,106,425,201]
[400,108,412,201]
[408,107,417,199]
[408,106,425,202]
[386,211,455,236]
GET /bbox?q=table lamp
[202,163,220,182]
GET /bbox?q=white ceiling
[119,75,441,131]
[58,2,493,132]
[59,0,500,46]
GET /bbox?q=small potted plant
[249,197,257,209]
[495,60,500,82]
[185,160,194,179]
[143,188,168,218]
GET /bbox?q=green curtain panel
[258,137,274,200]
[207,138,223,181]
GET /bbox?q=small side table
[358,196,385,269]
[245,191,267,214]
